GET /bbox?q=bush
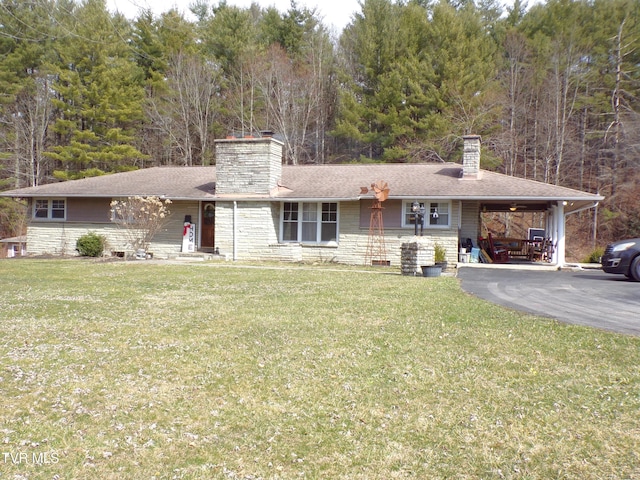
[434,243,446,263]
[76,232,106,257]
[583,247,604,264]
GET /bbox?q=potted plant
[434,242,447,271]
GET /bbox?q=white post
[197,201,202,249]
[556,202,566,266]
[233,201,238,261]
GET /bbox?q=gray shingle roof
[278,163,601,202]
[1,162,603,211]
[1,167,216,200]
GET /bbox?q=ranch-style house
[0,135,604,267]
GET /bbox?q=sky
[106,0,520,34]
[105,0,362,32]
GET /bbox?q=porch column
[557,202,566,266]
[551,203,566,266]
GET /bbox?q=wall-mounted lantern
[412,201,425,236]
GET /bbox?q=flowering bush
[110,196,172,252]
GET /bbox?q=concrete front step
[171,252,226,261]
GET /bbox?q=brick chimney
[462,135,481,178]
[214,136,283,195]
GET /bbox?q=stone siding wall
[214,201,281,261]
[211,199,461,267]
[462,135,481,177]
[215,138,283,195]
[26,201,199,258]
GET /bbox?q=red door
[201,203,215,251]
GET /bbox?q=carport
[471,196,601,267]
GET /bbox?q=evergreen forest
[1,0,639,253]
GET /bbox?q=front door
[201,202,215,251]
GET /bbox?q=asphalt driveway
[457,266,640,336]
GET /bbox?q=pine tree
[46,0,147,179]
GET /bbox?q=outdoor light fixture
[509,204,518,212]
[412,201,425,236]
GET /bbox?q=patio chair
[530,238,554,262]
[487,233,510,263]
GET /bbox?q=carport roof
[1,162,603,211]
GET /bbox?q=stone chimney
[214,136,283,195]
[462,135,481,178]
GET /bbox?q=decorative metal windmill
[363,180,390,266]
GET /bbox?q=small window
[282,202,299,242]
[51,200,66,219]
[35,199,49,218]
[321,203,337,242]
[403,200,450,229]
[427,202,449,227]
[33,198,66,221]
[301,203,318,242]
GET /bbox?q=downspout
[197,201,202,250]
[458,201,463,259]
[233,201,238,261]
[564,201,601,261]
[548,206,556,264]
[546,206,559,265]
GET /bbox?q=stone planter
[401,240,433,276]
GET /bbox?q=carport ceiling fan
[509,203,528,211]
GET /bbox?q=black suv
[601,238,640,281]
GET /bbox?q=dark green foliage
[76,232,106,257]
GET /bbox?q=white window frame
[32,198,66,221]
[280,202,339,244]
[402,200,451,229]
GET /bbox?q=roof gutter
[0,193,217,201]
[564,201,600,216]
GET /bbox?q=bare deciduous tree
[9,75,54,187]
[253,45,322,165]
[110,196,172,253]
[146,53,222,166]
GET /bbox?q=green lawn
[1,259,639,479]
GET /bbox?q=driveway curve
[457,266,640,336]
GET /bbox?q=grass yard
[1,259,639,479]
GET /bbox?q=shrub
[583,247,604,264]
[434,243,446,263]
[76,232,106,257]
